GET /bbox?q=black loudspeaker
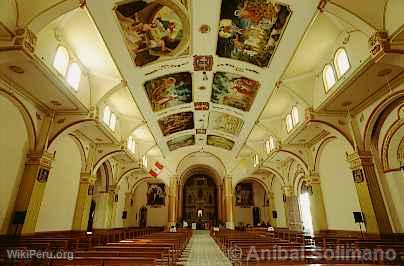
[272,211,278,219]
[12,211,27,224]
[353,211,364,223]
[122,211,127,219]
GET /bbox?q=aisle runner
[179,230,232,266]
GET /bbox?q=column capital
[368,31,390,59]
[346,151,374,169]
[282,185,293,196]
[13,27,37,54]
[80,173,96,184]
[26,151,54,168]
[305,171,321,185]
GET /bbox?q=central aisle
[180,230,232,266]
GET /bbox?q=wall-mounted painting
[235,182,254,207]
[217,0,291,67]
[211,72,260,111]
[158,111,194,136]
[207,135,235,151]
[147,183,166,207]
[209,111,244,136]
[145,72,192,112]
[167,134,195,151]
[115,0,189,66]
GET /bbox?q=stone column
[283,186,303,231]
[9,152,54,235]
[176,181,183,221]
[123,192,133,227]
[72,173,96,231]
[306,173,328,232]
[168,176,178,227]
[108,185,119,229]
[268,192,277,227]
[224,176,234,229]
[217,184,222,223]
[93,192,112,229]
[346,151,392,234]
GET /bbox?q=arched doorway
[182,175,217,229]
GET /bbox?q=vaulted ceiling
[2,0,403,181]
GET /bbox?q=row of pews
[1,227,192,265]
[211,227,404,265]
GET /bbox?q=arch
[48,118,94,147]
[68,133,87,172]
[0,88,36,151]
[176,151,227,182]
[309,120,355,149]
[131,176,165,193]
[235,177,269,195]
[27,0,80,33]
[364,91,404,150]
[256,167,286,187]
[278,149,309,171]
[93,149,126,174]
[179,164,222,186]
[314,136,337,172]
[381,119,404,170]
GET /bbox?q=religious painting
[147,183,166,206]
[144,72,192,112]
[217,0,291,67]
[167,134,195,151]
[235,182,254,207]
[211,72,260,112]
[352,169,364,183]
[158,111,194,136]
[209,111,244,136]
[115,0,189,66]
[207,135,235,151]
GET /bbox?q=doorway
[139,206,147,228]
[86,200,96,232]
[299,192,314,235]
[253,207,261,225]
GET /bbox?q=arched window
[286,114,293,132]
[291,106,299,126]
[334,48,350,78]
[109,113,117,131]
[103,106,111,125]
[253,154,259,167]
[127,136,136,153]
[323,64,336,92]
[142,155,148,168]
[53,46,69,76]
[66,63,81,90]
[266,136,276,154]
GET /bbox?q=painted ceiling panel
[114,0,190,67]
[208,111,244,136]
[167,134,195,151]
[211,72,260,112]
[144,72,192,112]
[217,0,291,67]
[158,111,194,136]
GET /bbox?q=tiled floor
[178,230,232,266]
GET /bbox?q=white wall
[36,135,81,232]
[234,182,268,226]
[385,171,404,232]
[0,96,29,234]
[132,181,168,227]
[319,138,361,231]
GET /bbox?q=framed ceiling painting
[115,0,190,67]
[167,134,195,151]
[211,72,260,112]
[158,111,194,136]
[144,72,192,112]
[216,0,291,67]
[208,111,244,136]
[207,135,235,151]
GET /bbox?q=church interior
[1,0,404,265]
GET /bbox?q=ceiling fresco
[208,111,244,136]
[158,111,194,136]
[167,134,195,151]
[144,72,192,112]
[217,0,291,67]
[115,0,189,66]
[211,72,260,112]
[207,135,235,151]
